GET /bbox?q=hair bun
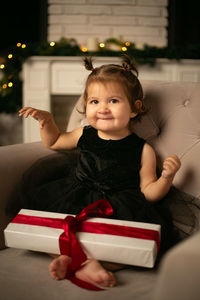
[121,54,138,77]
[83,57,94,71]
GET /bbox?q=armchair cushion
[0,142,53,249]
[154,230,200,300]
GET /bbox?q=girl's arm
[19,107,83,150]
[139,143,181,202]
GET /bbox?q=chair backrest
[67,80,200,198]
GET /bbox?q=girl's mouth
[97,117,114,120]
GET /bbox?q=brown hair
[82,55,148,126]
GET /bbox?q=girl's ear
[130,100,143,118]
[134,100,143,110]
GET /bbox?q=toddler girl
[19,56,181,288]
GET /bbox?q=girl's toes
[97,271,116,287]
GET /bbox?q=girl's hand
[19,107,52,129]
[161,155,181,179]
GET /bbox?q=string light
[125,42,130,47]
[8,54,13,59]
[17,42,26,48]
[50,42,55,47]
[0,64,5,69]
[81,47,88,52]
[2,83,7,89]
[99,43,105,48]
[122,46,127,52]
[8,82,13,87]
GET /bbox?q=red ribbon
[11,199,160,290]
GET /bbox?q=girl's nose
[98,103,110,113]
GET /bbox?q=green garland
[0,37,200,113]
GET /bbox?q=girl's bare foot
[49,255,71,280]
[75,259,116,288]
[49,256,116,288]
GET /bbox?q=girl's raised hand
[19,107,52,129]
[161,154,181,179]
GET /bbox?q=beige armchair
[0,80,200,300]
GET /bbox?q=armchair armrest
[0,142,53,249]
[154,230,200,300]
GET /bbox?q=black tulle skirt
[19,152,181,257]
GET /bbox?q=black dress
[21,126,176,255]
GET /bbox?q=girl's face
[86,81,138,140]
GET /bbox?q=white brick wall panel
[159,27,167,37]
[49,34,85,44]
[48,25,63,34]
[90,16,138,25]
[113,6,162,16]
[49,15,88,24]
[64,5,112,15]
[69,35,111,45]
[47,0,168,47]
[49,0,86,4]
[48,5,63,14]
[123,35,167,47]
[87,0,136,4]
[64,25,111,35]
[161,7,168,17]
[47,33,62,42]
[143,36,167,46]
[76,35,111,45]
[138,17,167,26]
[113,26,161,36]
[47,33,167,48]
[137,0,167,6]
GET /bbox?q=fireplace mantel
[23,56,200,143]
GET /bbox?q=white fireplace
[22,56,200,143]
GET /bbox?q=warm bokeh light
[8,82,13,87]
[122,46,127,52]
[0,64,5,69]
[50,42,55,47]
[81,47,88,52]
[8,54,13,59]
[125,42,130,46]
[17,43,21,47]
[99,43,105,48]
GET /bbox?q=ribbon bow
[59,199,113,290]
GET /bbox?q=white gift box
[4,209,161,268]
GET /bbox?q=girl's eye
[90,100,99,104]
[110,99,119,103]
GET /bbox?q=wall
[48,0,168,49]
